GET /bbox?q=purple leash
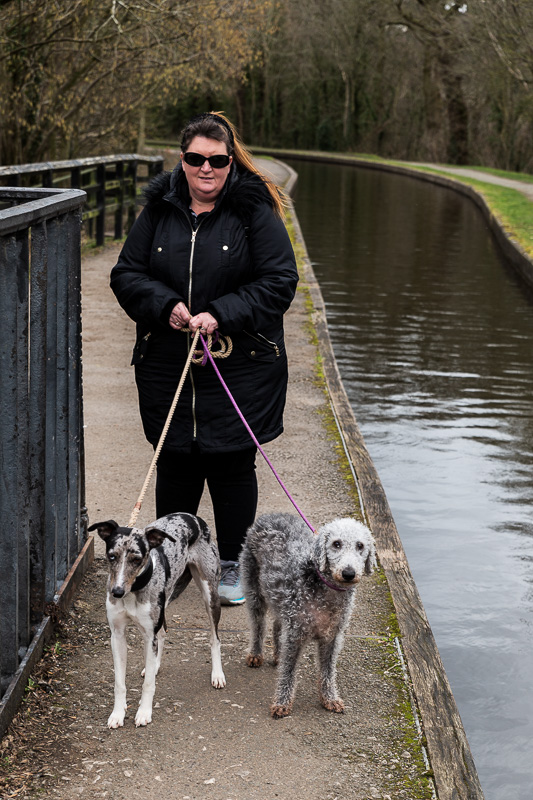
[199,333,316,534]
[315,568,349,592]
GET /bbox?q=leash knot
[182,328,233,365]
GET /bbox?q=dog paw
[246,653,264,668]
[135,707,153,727]
[270,702,292,719]
[107,711,126,729]
[211,669,226,689]
[320,697,345,713]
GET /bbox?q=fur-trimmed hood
[142,163,274,222]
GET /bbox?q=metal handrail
[0,154,163,245]
[0,187,87,235]
[0,185,86,725]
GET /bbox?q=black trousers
[155,444,258,562]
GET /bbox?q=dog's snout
[341,568,356,582]
[112,586,125,598]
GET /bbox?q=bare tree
[0,0,269,164]
[389,0,470,163]
[468,0,533,170]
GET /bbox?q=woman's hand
[169,302,191,330]
[188,311,218,336]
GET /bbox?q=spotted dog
[240,512,376,718]
[88,513,226,728]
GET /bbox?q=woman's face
[181,135,232,207]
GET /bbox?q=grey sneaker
[219,560,245,605]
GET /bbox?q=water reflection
[289,159,533,800]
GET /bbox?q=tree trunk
[341,69,351,145]
[137,106,146,153]
[421,48,447,162]
[439,50,469,164]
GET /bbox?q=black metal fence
[0,186,87,728]
[0,154,163,247]
[0,153,164,735]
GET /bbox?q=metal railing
[0,186,87,704]
[0,154,163,246]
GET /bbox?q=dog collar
[314,567,349,592]
[131,558,154,592]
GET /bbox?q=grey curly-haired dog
[240,512,376,718]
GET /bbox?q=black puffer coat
[110,163,298,454]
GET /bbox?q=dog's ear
[87,520,119,541]
[144,527,177,549]
[313,531,328,573]
[365,535,377,575]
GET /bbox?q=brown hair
[179,111,288,218]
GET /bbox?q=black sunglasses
[183,152,231,169]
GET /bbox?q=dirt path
[410,162,533,200]
[0,163,433,800]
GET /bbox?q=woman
[110,112,298,604]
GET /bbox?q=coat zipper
[244,330,280,357]
[188,226,199,310]
[187,222,203,441]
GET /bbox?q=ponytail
[210,111,289,218]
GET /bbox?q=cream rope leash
[128,328,202,527]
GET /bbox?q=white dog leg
[107,608,128,728]
[135,604,163,727]
[191,568,226,689]
[209,629,226,689]
[141,627,165,678]
[135,632,158,727]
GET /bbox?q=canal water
[288,159,533,800]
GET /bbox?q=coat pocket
[131,331,152,365]
[234,330,282,363]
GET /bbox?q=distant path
[409,163,533,201]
